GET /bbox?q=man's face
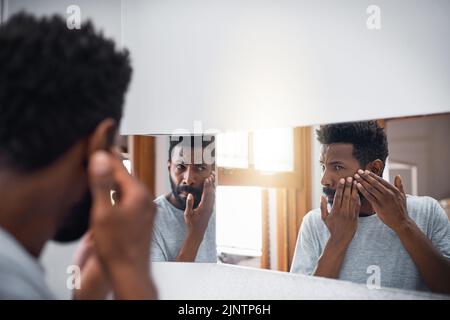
[53,190,91,242]
[169,145,214,210]
[320,143,363,205]
[52,156,93,243]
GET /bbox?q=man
[0,13,156,299]
[291,121,450,294]
[151,135,217,262]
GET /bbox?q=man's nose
[182,166,196,185]
[321,169,333,188]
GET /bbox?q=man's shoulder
[153,195,177,217]
[406,195,448,229]
[154,194,169,207]
[302,208,324,228]
[0,255,53,299]
[406,195,441,217]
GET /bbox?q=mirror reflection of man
[291,121,450,294]
[151,135,217,262]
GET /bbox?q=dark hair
[316,121,388,167]
[0,12,132,172]
[168,135,215,164]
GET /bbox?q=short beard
[53,191,91,243]
[322,186,364,205]
[169,177,203,210]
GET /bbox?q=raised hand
[88,151,156,299]
[354,170,409,231]
[321,177,361,246]
[184,171,216,235]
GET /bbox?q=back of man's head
[0,12,132,172]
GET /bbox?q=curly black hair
[316,121,389,167]
[0,12,132,172]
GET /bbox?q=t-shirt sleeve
[430,199,450,259]
[290,212,321,275]
[150,229,168,262]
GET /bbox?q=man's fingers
[73,231,95,269]
[185,193,194,216]
[320,196,329,221]
[197,177,215,211]
[342,177,353,213]
[89,151,114,212]
[210,171,216,186]
[350,180,360,217]
[395,175,406,196]
[333,178,345,208]
[360,170,397,192]
[356,181,379,205]
[354,172,383,199]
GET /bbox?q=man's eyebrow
[320,159,345,165]
[328,160,345,166]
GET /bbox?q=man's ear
[86,118,117,157]
[365,159,384,176]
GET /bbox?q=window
[216,186,262,256]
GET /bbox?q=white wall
[7,0,122,44]
[120,0,450,134]
[386,114,450,200]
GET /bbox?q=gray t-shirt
[291,195,450,292]
[0,227,54,299]
[151,195,217,262]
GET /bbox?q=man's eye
[334,165,344,171]
[176,164,185,170]
[320,164,325,172]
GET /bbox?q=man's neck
[165,193,185,210]
[0,171,56,258]
[359,198,376,217]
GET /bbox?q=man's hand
[314,177,360,278]
[354,170,450,294]
[88,151,156,299]
[184,171,216,235]
[321,177,361,246]
[354,170,409,231]
[72,232,109,300]
[176,171,215,262]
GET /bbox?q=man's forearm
[394,219,450,294]
[176,230,204,262]
[314,238,349,279]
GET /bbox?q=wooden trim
[218,168,302,189]
[293,126,312,233]
[260,189,270,269]
[376,119,386,129]
[287,127,313,271]
[276,188,289,272]
[130,135,156,197]
[287,188,298,268]
[384,112,450,123]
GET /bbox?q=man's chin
[53,192,91,243]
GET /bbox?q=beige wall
[386,114,450,201]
